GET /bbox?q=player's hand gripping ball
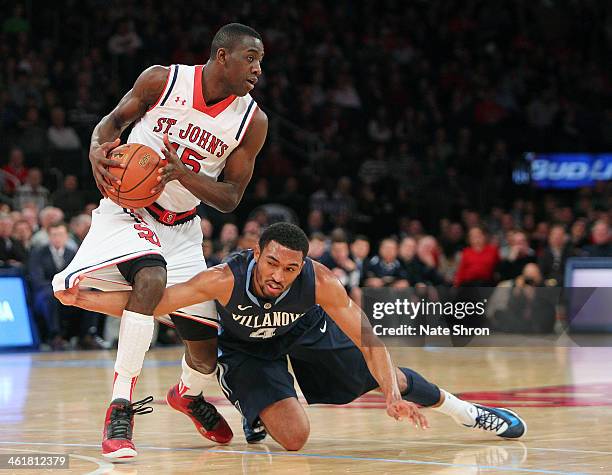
[105,143,165,208]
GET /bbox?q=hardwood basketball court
[1,345,611,474]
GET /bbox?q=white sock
[111,311,155,402]
[433,389,477,426]
[179,354,216,397]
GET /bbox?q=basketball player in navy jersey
[58,223,527,451]
[53,23,266,458]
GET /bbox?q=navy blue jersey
[216,250,321,358]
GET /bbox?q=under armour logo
[175,96,186,105]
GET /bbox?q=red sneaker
[166,385,233,444]
[102,396,153,459]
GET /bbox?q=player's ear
[216,47,227,64]
[253,244,261,262]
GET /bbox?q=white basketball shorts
[52,198,218,330]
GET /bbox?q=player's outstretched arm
[90,65,169,197]
[55,264,234,318]
[152,108,268,212]
[314,262,428,427]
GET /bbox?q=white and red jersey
[127,64,259,212]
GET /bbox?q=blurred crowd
[0,0,611,348]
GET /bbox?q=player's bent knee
[133,266,167,298]
[280,429,309,451]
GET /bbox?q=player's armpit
[176,108,268,212]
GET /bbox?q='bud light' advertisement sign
[518,153,612,189]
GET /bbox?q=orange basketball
[106,143,164,208]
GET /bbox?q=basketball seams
[118,154,161,194]
[106,144,162,207]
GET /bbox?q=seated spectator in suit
[582,220,612,257]
[454,227,500,287]
[11,218,33,252]
[28,222,99,350]
[364,237,408,288]
[538,224,575,285]
[497,230,537,281]
[0,213,27,267]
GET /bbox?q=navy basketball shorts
[216,307,379,426]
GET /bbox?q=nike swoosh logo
[237,305,252,311]
[320,321,327,333]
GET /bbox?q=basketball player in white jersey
[52,23,267,459]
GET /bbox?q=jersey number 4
[249,328,277,339]
[169,142,205,174]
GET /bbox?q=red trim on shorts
[237,105,259,145]
[67,251,162,289]
[169,311,220,329]
[193,65,237,117]
[147,66,172,112]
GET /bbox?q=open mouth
[266,282,281,293]
[246,78,257,86]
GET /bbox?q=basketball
[106,143,163,208]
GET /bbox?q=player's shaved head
[211,23,262,57]
[260,223,309,259]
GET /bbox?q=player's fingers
[100,138,120,153]
[98,157,126,168]
[97,165,121,185]
[160,145,178,162]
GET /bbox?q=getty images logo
[0,301,15,322]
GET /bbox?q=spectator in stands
[350,234,370,283]
[0,213,26,267]
[215,222,239,260]
[202,238,220,267]
[47,106,81,151]
[17,107,47,163]
[242,219,261,237]
[538,225,574,286]
[307,209,325,235]
[14,167,49,211]
[28,222,76,350]
[570,218,589,249]
[454,227,500,287]
[319,235,360,293]
[20,206,39,233]
[69,214,91,246]
[31,207,75,250]
[307,232,326,261]
[364,237,408,288]
[237,232,259,252]
[497,230,537,281]
[51,175,85,219]
[12,218,33,252]
[200,217,213,240]
[582,220,612,257]
[1,146,28,194]
[488,263,556,334]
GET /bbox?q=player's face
[223,36,264,96]
[253,241,304,298]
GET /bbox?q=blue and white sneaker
[243,416,267,443]
[466,404,527,439]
